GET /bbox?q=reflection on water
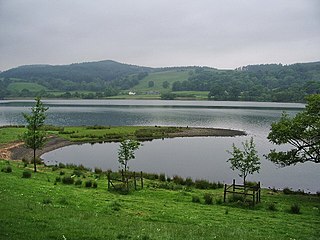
[42,137,320,193]
[1,99,318,192]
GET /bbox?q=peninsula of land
[0,126,245,161]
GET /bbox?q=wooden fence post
[224,184,227,203]
[107,171,110,190]
[140,171,143,189]
[134,171,137,190]
[258,182,261,202]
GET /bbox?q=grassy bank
[0,160,319,240]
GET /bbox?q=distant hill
[0,60,319,102]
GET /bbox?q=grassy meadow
[7,82,48,92]
[1,126,319,239]
[130,70,189,93]
[0,160,319,240]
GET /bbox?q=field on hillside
[0,160,319,240]
[7,82,47,92]
[130,70,189,93]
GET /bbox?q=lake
[1,99,319,192]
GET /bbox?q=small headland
[0,125,246,160]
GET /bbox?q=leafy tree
[227,137,260,184]
[160,92,176,100]
[22,97,48,172]
[266,94,320,166]
[118,139,141,174]
[148,81,155,88]
[162,81,170,89]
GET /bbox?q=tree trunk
[33,148,37,172]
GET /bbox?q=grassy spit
[0,160,319,240]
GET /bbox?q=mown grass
[0,160,319,240]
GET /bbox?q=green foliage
[22,170,31,178]
[159,173,166,182]
[160,92,176,100]
[85,180,93,188]
[75,179,82,186]
[191,195,201,203]
[42,198,52,205]
[290,204,301,214]
[267,203,277,211]
[110,201,121,211]
[62,176,74,184]
[94,167,103,174]
[267,94,320,166]
[1,61,320,101]
[203,193,213,205]
[22,97,48,172]
[1,165,12,173]
[118,139,141,173]
[227,137,260,184]
[172,175,185,185]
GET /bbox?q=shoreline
[3,127,246,161]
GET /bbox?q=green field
[7,82,47,92]
[130,70,190,93]
[0,160,319,240]
[0,127,25,144]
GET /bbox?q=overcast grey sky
[0,0,319,71]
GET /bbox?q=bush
[217,181,224,189]
[93,182,98,188]
[192,195,201,203]
[195,179,211,189]
[42,198,52,204]
[22,170,32,178]
[290,204,301,214]
[59,171,65,175]
[204,193,213,205]
[94,167,102,174]
[283,187,293,195]
[159,173,166,182]
[58,197,68,205]
[72,170,83,177]
[228,194,244,203]
[85,180,93,188]
[51,166,59,171]
[185,177,194,186]
[267,203,277,211]
[22,158,29,164]
[210,182,218,189]
[31,157,42,165]
[58,162,66,168]
[55,176,61,182]
[62,176,74,184]
[172,175,185,185]
[110,201,121,211]
[75,179,82,186]
[215,198,223,205]
[1,166,12,173]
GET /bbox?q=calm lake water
[1,99,319,192]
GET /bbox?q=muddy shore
[2,127,245,161]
